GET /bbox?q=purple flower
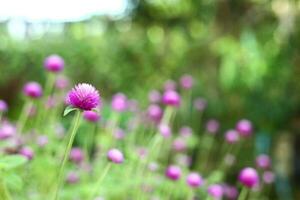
[238,167,259,188]
[236,119,253,137]
[37,135,48,147]
[113,128,125,140]
[186,172,203,188]
[19,147,34,160]
[207,184,223,199]
[44,54,65,73]
[83,111,100,122]
[256,154,271,169]
[111,93,128,112]
[159,124,171,138]
[23,82,43,99]
[0,123,16,140]
[107,148,124,164]
[193,97,207,111]
[148,90,161,103]
[225,130,239,144]
[179,126,192,138]
[224,185,238,200]
[165,165,181,181]
[164,80,177,91]
[67,83,100,110]
[162,90,181,107]
[0,100,8,112]
[206,119,219,134]
[55,75,69,90]
[147,104,163,123]
[172,138,187,152]
[263,171,275,184]
[69,147,84,164]
[180,74,194,89]
[66,171,79,184]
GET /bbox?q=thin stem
[238,187,248,200]
[17,100,32,134]
[88,163,112,200]
[52,110,82,200]
[0,177,12,200]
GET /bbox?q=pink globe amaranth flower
[55,75,69,90]
[179,126,192,138]
[256,154,271,169]
[164,80,177,91]
[148,90,161,103]
[239,167,259,188]
[225,130,239,144]
[236,119,253,137]
[19,147,34,160]
[180,74,194,89]
[107,148,124,164]
[159,124,171,138]
[83,110,100,122]
[263,171,275,184]
[44,54,64,73]
[162,90,181,107]
[23,82,43,99]
[208,184,223,199]
[172,138,187,152]
[111,93,128,112]
[224,185,238,200]
[0,123,16,140]
[165,165,181,181]
[113,128,125,140]
[186,172,203,188]
[147,104,163,122]
[37,135,48,147]
[193,97,207,111]
[136,147,148,159]
[206,119,220,134]
[66,171,79,184]
[69,147,84,164]
[128,99,139,112]
[46,96,57,109]
[67,83,100,110]
[0,100,8,112]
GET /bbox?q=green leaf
[0,155,27,170]
[63,106,78,116]
[5,173,23,191]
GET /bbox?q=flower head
[147,104,163,123]
[206,119,219,134]
[159,124,171,138]
[107,148,124,164]
[186,172,203,188]
[55,75,69,90]
[37,135,48,147]
[83,111,101,122]
[236,119,253,137]
[67,83,100,110]
[224,185,238,200]
[180,74,194,89]
[256,154,271,169]
[111,93,128,112]
[148,90,161,103]
[207,184,223,199]
[69,147,84,164]
[263,171,275,184]
[225,130,239,144]
[0,123,16,140]
[193,97,207,111]
[165,165,181,181]
[20,147,34,160]
[44,54,65,73]
[0,100,8,112]
[164,80,177,91]
[66,171,79,184]
[23,82,43,99]
[238,167,259,188]
[179,126,192,138]
[162,90,181,107]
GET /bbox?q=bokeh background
[0,0,300,199]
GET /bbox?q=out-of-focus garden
[0,0,300,199]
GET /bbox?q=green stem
[238,187,248,200]
[0,177,12,200]
[52,110,82,200]
[88,163,112,200]
[17,100,32,134]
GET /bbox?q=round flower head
[55,75,69,90]
[180,74,194,89]
[225,130,239,144]
[111,93,128,112]
[206,119,220,134]
[69,147,84,164]
[236,119,253,137]
[263,171,275,184]
[0,100,8,112]
[165,165,181,181]
[193,97,207,111]
[20,147,34,160]
[179,126,192,138]
[172,138,187,152]
[148,90,161,103]
[224,185,238,200]
[113,128,125,140]
[66,171,79,184]
[44,54,65,73]
[162,90,181,107]
[147,104,163,122]
[23,82,43,99]
[37,135,48,147]
[159,124,171,138]
[164,80,177,91]
[238,167,259,188]
[207,184,223,199]
[83,110,100,122]
[67,83,100,110]
[107,148,124,164]
[256,154,271,169]
[186,172,203,188]
[0,123,16,140]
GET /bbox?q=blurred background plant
[0,0,300,199]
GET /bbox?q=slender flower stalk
[237,187,248,200]
[52,110,82,200]
[0,177,12,200]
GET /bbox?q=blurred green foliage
[1,0,300,131]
